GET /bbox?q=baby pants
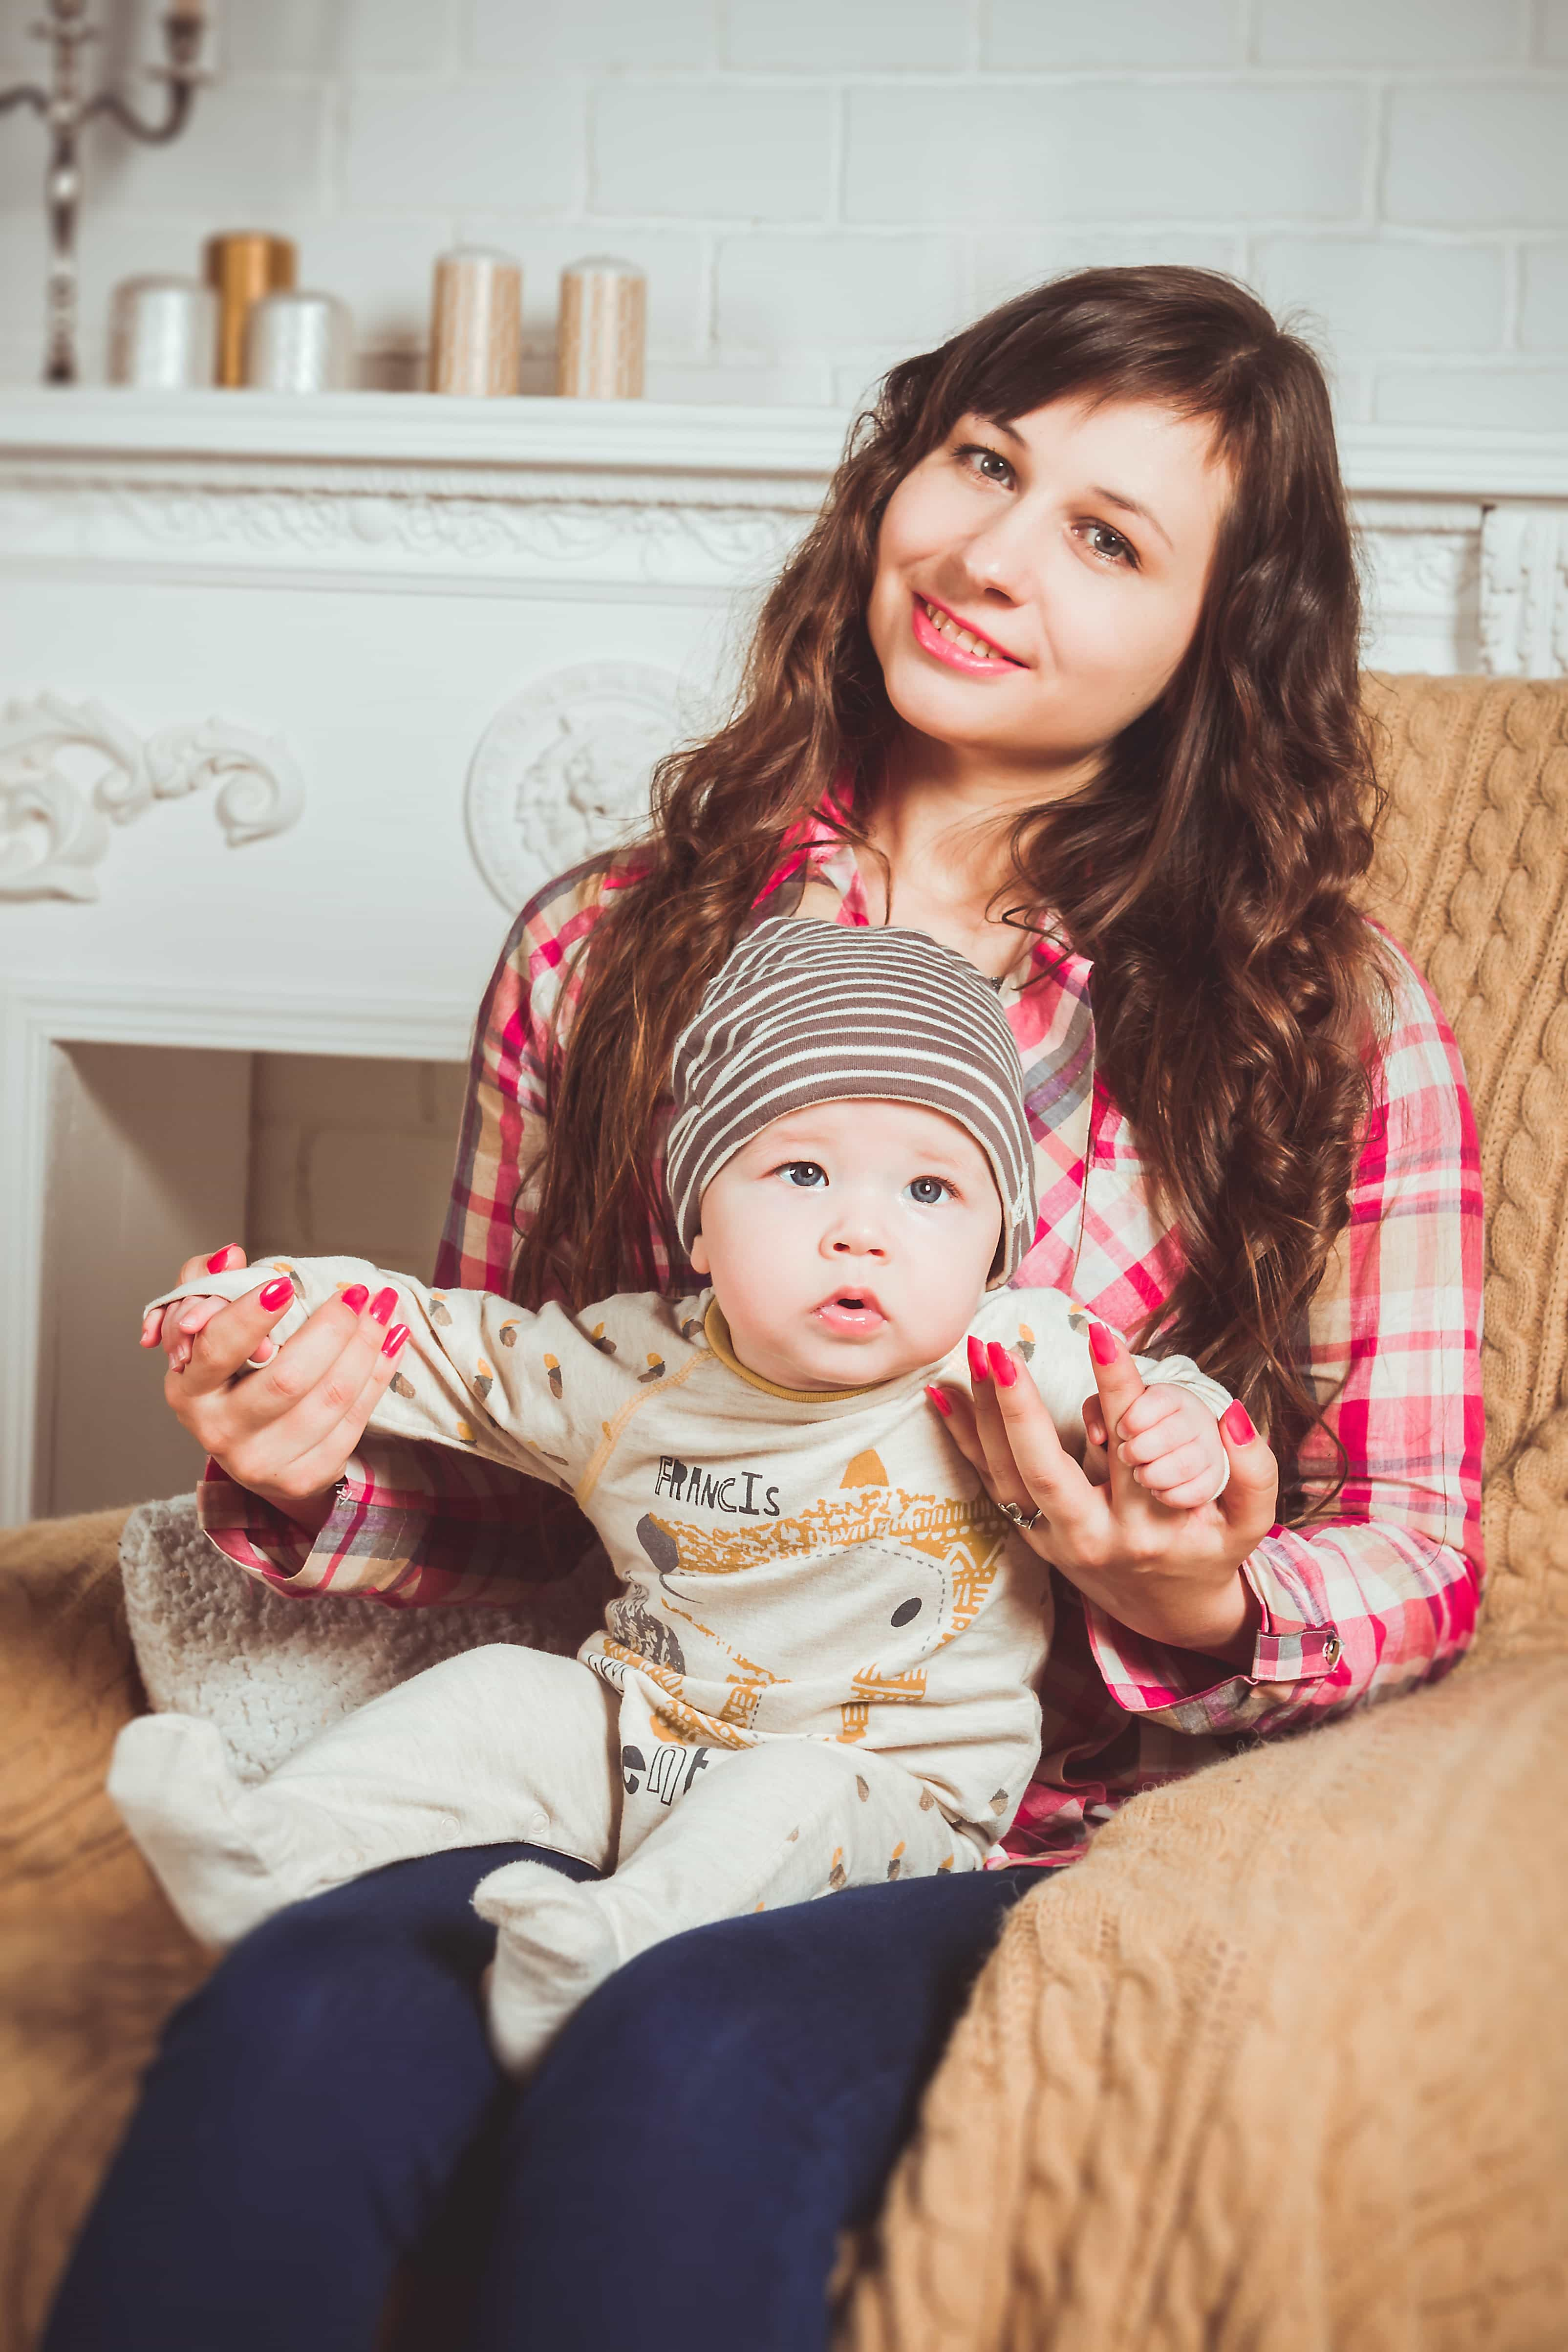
[110,1644,982,2075]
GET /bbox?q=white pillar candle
[556,256,646,399]
[243,290,353,392]
[429,248,522,397]
[107,276,218,388]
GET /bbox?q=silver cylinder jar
[107,276,218,388]
[242,290,354,392]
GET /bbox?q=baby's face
[689,1098,1003,1392]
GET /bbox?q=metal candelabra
[0,0,210,385]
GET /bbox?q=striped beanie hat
[666,919,1037,1286]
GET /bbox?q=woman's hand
[148,1257,409,1534]
[927,1326,1279,1666]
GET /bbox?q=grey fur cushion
[118,1494,607,1784]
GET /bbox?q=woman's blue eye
[907,1176,948,1206]
[779,1162,827,1188]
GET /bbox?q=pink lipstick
[910,593,1023,677]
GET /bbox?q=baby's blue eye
[907,1176,949,1207]
[779,1161,827,1188]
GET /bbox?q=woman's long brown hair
[514,267,1389,1512]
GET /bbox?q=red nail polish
[383,1323,409,1358]
[206,1245,234,1273]
[924,1382,952,1418]
[369,1286,398,1326]
[967,1335,989,1382]
[1222,1400,1257,1446]
[341,1284,370,1314]
[987,1341,1017,1388]
[1089,1322,1117,1366]
[258,1276,294,1311]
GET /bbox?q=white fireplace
[3,389,1567,1523]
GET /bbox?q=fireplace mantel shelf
[3,389,1566,653]
[0,387,1566,503]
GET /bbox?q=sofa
[3,672,1565,2352]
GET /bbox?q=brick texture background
[0,0,1562,419]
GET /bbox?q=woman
[50,269,1482,2352]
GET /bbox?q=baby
[120,919,1231,2078]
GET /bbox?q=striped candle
[556,257,646,399]
[429,248,522,397]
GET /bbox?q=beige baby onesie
[118,1259,1229,2071]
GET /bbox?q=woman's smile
[911,593,1025,675]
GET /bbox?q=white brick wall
[0,0,1563,420]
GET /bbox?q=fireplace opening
[35,1045,466,1519]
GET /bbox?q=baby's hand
[139,1244,278,1372]
[1083,1384,1227,1511]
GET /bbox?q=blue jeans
[45,1842,1046,2352]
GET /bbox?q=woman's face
[867,393,1230,781]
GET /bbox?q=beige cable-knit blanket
[839,674,1568,2351]
[842,1651,1568,2351]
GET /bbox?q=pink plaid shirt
[199,827,1484,1866]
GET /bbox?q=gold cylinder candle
[203,232,297,388]
[556,256,646,399]
[429,248,522,397]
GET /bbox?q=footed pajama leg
[107,1643,621,1944]
[475,1739,982,2075]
